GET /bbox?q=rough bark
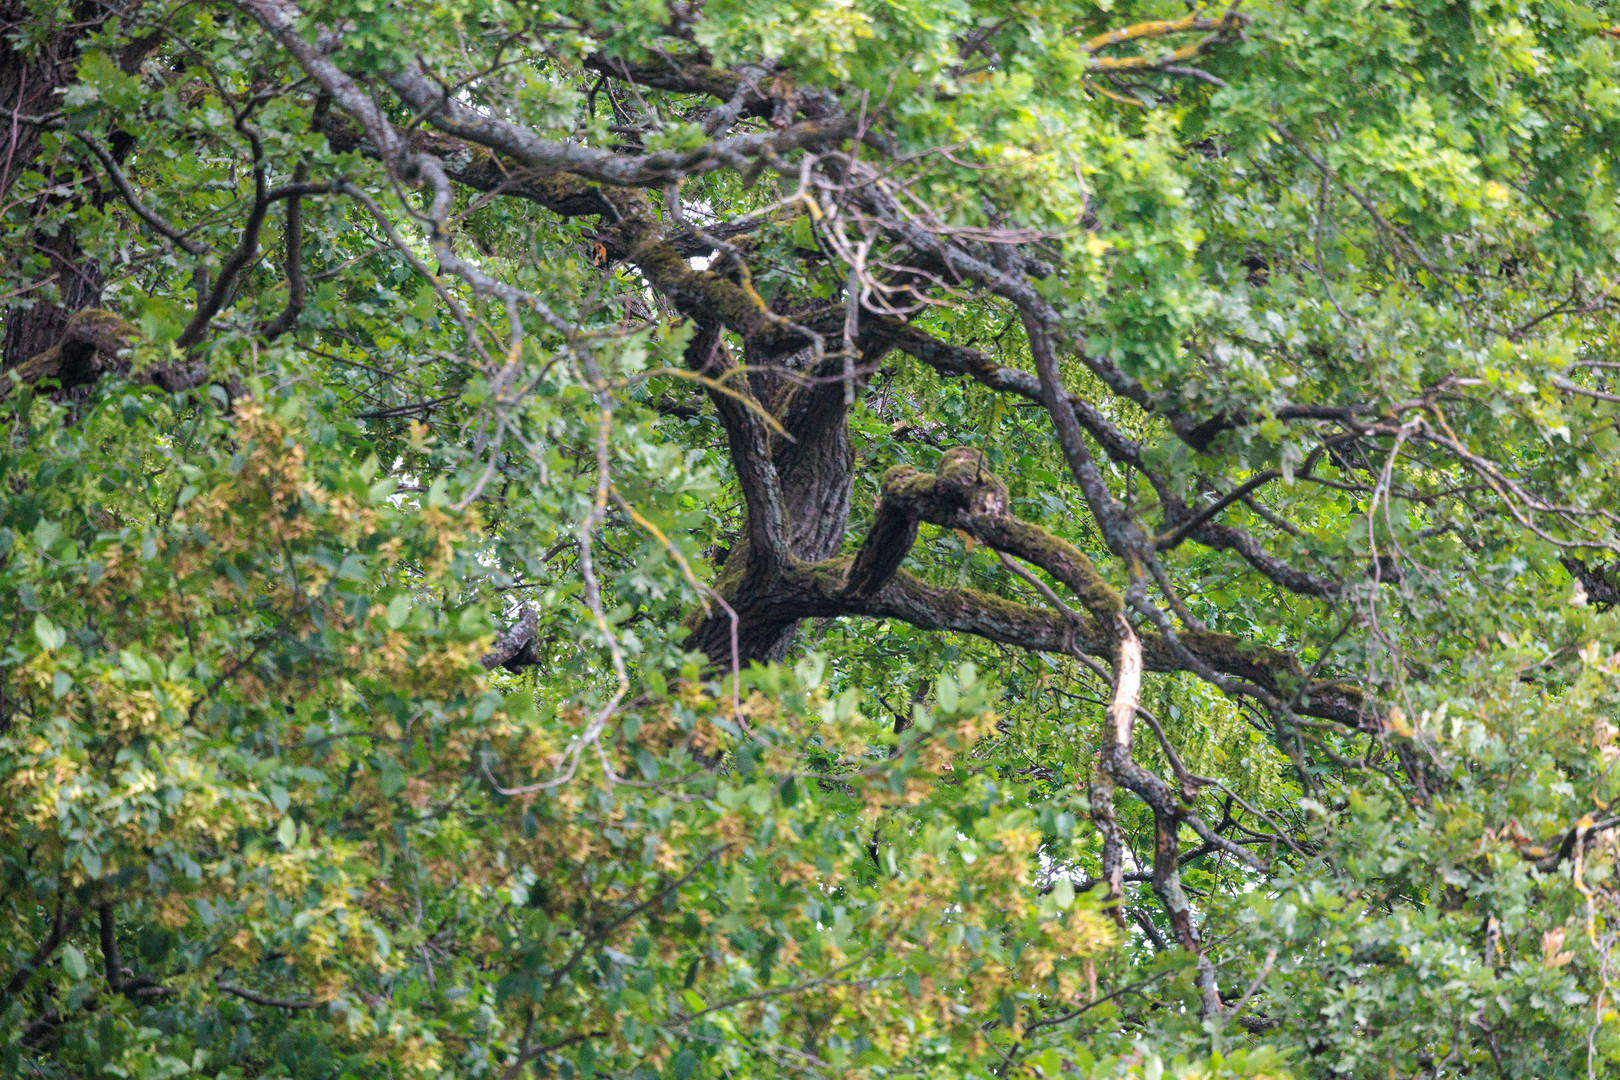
[0,308,212,400]
[1,0,100,366]
[0,2,154,371]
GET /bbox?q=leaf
[61,83,100,108]
[380,757,405,797]
[33,613,65,652]
[62,945,87,982]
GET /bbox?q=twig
[216,976,318,1010]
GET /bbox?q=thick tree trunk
[0,1,149,370]
[2,2,92,365]
[685,324,863,665]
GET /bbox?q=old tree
[6,0,1620,1076]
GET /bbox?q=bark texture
[0,1,154,372]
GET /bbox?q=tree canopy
[5,0,1620,1077]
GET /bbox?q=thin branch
[1157,470,1281,551]
[215,976,318,1009]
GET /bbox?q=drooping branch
[1155,479,1341,597]
[67,128,333,372]
[1156,471,1281,551]
[76,132,210,263]
[1025,319,1151,570]
[261,162,309,340]
[175,121,272,349]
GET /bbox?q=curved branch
[175,122,271,349]
[846,447,1123,621]
[481,606,539,670]
[0,898,78,1008]
[261,163,309,340]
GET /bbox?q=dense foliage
[5,0,1620,1077]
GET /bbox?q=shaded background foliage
[3,0,1620,1078]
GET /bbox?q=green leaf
[380,757,405,797]
[61,945,87,982]
[33,613,65,652]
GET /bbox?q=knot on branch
[8,309,136,394]
[6,308,218,399]
[889,446,1009,520]
[842,448,1005,600]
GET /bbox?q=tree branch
[0,898,78,1008]
[261,162,309,340]
[215,976,318,1009]
[1157,470,1281,551]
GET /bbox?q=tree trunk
[0,1,150,370]
[684,323,860,665]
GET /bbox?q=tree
[4,0,1620,1076]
